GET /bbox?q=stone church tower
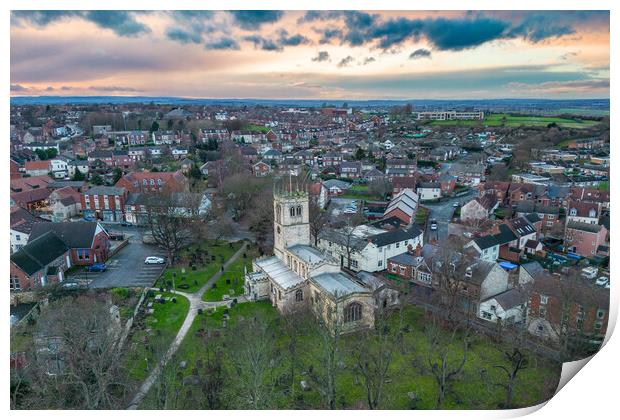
[273,189,310,260]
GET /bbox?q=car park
[145,256,165,264]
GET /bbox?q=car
[595,277,609,287]
[61,282,80,289]
[83,216,96,222]
[581,266,599,280]
[120,221,133,227]
[145,256,166,265]
[430,220,438,231]
[453,202,459,208]
[86,263,106,272]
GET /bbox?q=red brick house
[252,161,272,177]
[115,170,188,193]
[81,186,128,222]
[28,221,110,266]
[527,274,609,353]
[10,231,71,292]
[564,222,608,257]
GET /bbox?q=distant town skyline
[10,10,610,100]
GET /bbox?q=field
[340,184,384,201]
[429,113,600,129]
[158,240,244,293]
[138,302,561,409]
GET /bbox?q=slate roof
[255,256,305,290]
[521,261,545,278]
[312,272,367,297]
[84,186,126,196]
[491,288,527,310]
[11,231,69,276]
[566,221,604,233]
[28,221,102,249]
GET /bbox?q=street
[422,188,477,243]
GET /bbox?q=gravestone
[300,381,310,391]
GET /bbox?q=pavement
[422,188,478,243]
[127,241,249,410]
[66,235,168,289]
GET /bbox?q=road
[422,188,478,243]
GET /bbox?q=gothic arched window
[296,205,302,216]
[345,302,362,323]
[289,206,295,217]
[295,289,303,302]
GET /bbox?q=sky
[10,10,610,100]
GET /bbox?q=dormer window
[569,208,577,216]
[589,209,596,218]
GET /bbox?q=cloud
[83,11,150,37]
[337,56,354,68]
[362,57,376,65]
[277,30,310,47]
[409,48,432,59]
[559,51,578,61]
[311,12,593,51]
[506,13,575,42]
[45,86,55,91]
[229,10,283,30]
[12,10,150,37]
[311,51,330,62]
[166,27,203,44]
[506,79,609,94]
[243,35,282,52]
[88,85,142,92]
[204,37,240,50]
[10,84,28,92]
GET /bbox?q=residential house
[417,182,441,201]
[460,195,499,222]
[81,186,128,222]
[28,221,110,266]
[115,170,188,193]
[564,222,608,257]
[10,231,71,292]
[317,224,424,272]
[48,187,82,222]
[383,188,419,225]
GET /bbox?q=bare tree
[19,294,128,409]
[146,191,203,264]
[425,319,470,409]
[350,307,403,409]
[493,349,528,408]
[307,295,343,409]
[309,199,329,246]
[227,317,279,409]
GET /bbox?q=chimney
[407,244,414,255]
[415,243,422,257]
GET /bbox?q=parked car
[453,202,459,208]
[83,216,96,222]
[145,256,165,265]
[108,232,124,241]
[120,221,133,227]
[581,266,599,280]
[430,220,438,231]
[595,277,609,287]
[86,263,106,272]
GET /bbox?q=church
[244,188,399,333]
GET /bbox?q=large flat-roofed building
[416,110,484,121]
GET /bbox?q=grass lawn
[245,124,270,133]
[598,181,610,191]
[122,291,190,382]
[430,113,599,129]
[415,206,429,225]
[158,240,243,293]
[202,244,260,301]
[140,302,560,409]
[341,185,384,201]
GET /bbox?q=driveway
[67,237,168,289]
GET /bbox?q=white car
[453,202,459,208]
[595,277,609,287]
[145,256,165,265]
